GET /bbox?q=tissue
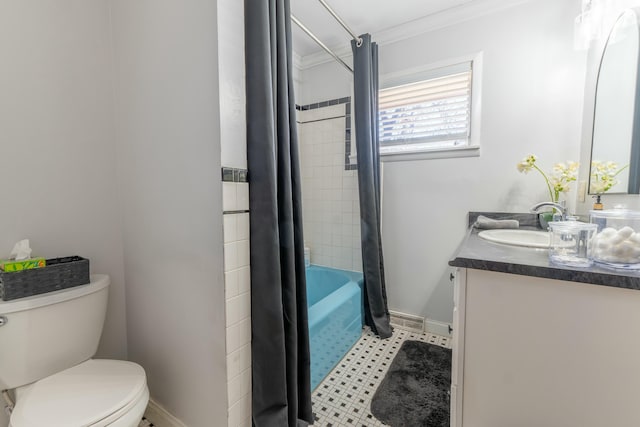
[10,239,32,260]
[0,240,46,272]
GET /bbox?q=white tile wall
[218,0,249,423]
[223,182,250,212]
[222,100,359,426]
[222,185,252,427]
[298,104,362,272]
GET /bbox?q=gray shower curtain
[245,0,313,426]
[351,34,393,339]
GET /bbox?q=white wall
[219,0,247,170]
[110,1,228,426]
[382,0,587,324]
[299,0,588,325]
[297,61,352,105]
[0,3,127,426]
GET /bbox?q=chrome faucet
[530,200,568,222]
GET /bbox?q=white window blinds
[379,62,473,155]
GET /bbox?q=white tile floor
[311,327,451,427]
[137,328,449,427]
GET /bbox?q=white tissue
[9,239,32,261]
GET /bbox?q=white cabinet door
[462,269,640,427]
[451,268,466,427]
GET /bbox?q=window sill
[380,145,480,162]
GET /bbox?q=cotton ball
[630,239,640,252]
[631,246,640,259]
[618,241,635,256]
[596,239,611,250]
[620,240,635,250]
[630,233,640,244]
[618,226,635,240]
[600,227,617,238]
[595,246,610,259]
[612,245,628,259]
[597,232,613,242]
[610,234,625,245]
[593,236,611,260]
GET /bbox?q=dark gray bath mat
[370,340,452,427]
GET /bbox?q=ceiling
[290,0,478,58]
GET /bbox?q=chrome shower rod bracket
[317,0,363,46]
[291,14,353,73]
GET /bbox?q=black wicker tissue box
[0,256,90,301]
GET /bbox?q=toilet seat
[10,359,147,427]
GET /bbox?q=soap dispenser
[593,195,603,210]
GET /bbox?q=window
[378,57,481,160]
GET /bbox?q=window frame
[378,52,483,162]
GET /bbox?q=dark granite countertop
[449,212,640,291]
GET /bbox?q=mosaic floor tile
[311,327,451,426]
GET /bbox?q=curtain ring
[356,37,363,47]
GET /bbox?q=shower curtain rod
[316,0,363,46]
[291,14,353,73]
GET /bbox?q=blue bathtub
[306,265,363,390]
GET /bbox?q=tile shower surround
[222,170,252,427]
[221,96,358,423]
[296,97,356,171]
[298,98,362,272]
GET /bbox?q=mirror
[589,9,640,194]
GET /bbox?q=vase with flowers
[590,160,629,209]
[517,154,579,227]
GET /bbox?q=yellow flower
[517,154,579,203]
[590,160,628,194]
[516,154,537,173]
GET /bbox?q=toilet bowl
[0,275,149,427]
[9,360,148,427]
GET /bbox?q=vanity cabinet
[451,268,466,427]
[451,268,640,427]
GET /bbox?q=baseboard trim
[425,318,452,338]
[144,398,188,427]
[389,310,424,332]
[389,310,452,337]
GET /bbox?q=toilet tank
[0,274,109,390]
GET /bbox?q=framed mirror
[589,8,640,194]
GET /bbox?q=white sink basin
[478,229,551,248]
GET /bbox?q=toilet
[0,274,149,427]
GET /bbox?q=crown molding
[294,0,533,71]
[298,44,352,71]
[292,51,303,70]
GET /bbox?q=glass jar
[589,209,640,269]
[548,221,598,268]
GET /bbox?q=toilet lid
[11,359,146,427]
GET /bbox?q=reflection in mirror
[589,9,640,194]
